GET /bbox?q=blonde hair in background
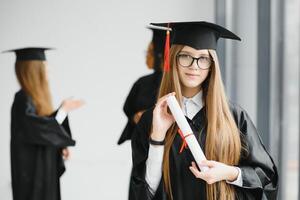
[158,45,242,200]
[15,60,53,116]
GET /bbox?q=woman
[130,22,278,200]
[118,27,166,145]
[9,47,84,200]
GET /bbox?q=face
[176,46,211,90]
[146,42,154,69]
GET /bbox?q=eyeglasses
[176,53,212,69]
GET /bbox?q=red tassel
[163,29,170,72]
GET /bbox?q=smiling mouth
[185,73,200,77]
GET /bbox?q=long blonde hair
[158,45,242,200]
[15,60,53,116]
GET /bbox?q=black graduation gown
[117,71,162,145]
[130,103,278,200]
[10,90,76,200]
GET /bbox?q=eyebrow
[179,51,210,57]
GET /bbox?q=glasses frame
[176,53,212,70]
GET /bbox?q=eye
[198,56,210,62]
[177,54,194,67]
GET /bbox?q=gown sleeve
[21,98,76,147]
[130,109,166,200]
[51,108,72,138]
[232,105,279,199]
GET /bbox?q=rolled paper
[167,95,208,172]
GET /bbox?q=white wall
[0,0,215,199]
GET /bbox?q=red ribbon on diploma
[177,129,193,154]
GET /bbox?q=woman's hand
[61,98,85,113]
[62,148,70,160]
[133,110,145,124]
[189,160,239,184]
[151,92,176,141]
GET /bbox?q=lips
[185,73,200,77]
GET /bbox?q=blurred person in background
[117,27,166,145]
[8,47,84,200]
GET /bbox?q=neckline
[182,91,203,110]
[185,105,206,122]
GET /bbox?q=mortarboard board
[150,21,241,50]
[3,47,53,61]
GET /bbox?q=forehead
[181,46,209,55]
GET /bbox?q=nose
[189,59,199,70]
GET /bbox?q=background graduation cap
[148,26,165,55]
[3,47,54,61]
[147,25,169,71]
[150,21,241,72]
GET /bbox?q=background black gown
[10,90,76,200]
[117,70,162,145]
[130,103,278,200]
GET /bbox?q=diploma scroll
[166,95,208,172]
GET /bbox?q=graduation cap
[3,47,53,61]
[150,21,241,71]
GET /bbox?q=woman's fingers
[75,100,85,108]
[189,166,215,184]
[161,101,168,113]
[190,161,217,184]
[62,148,70,160]
[191,161,197,168]
[64,100,84,112]
[190,162,205,177]
[69,99,85,110]
[160,100,175,122]
[189,165,203,179]
[154,92,175,116]
[156,92,175,107]
[74,99,85,106]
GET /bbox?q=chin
[182,80,202,88]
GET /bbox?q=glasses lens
[177,54,193,67]
[197,56,211,69]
